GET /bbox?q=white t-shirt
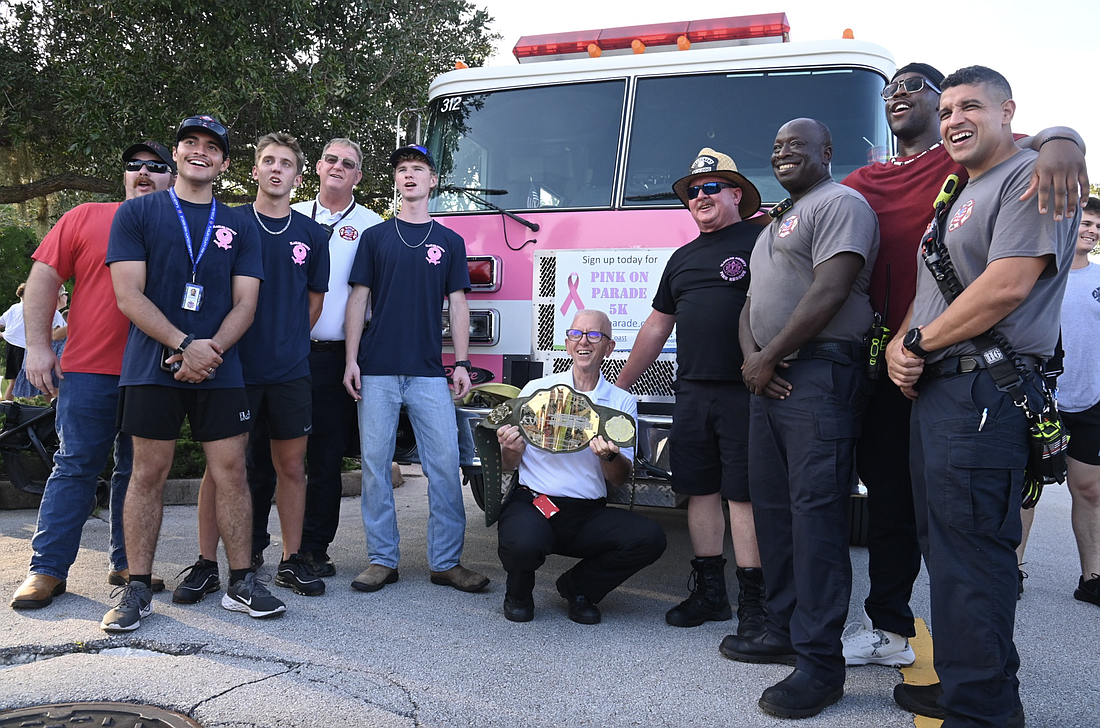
[0,302,26,348]
[516,369,637,500]
[293,198,383,342]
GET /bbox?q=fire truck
[399,12,891,539]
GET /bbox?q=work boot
[735,566,767,638]
[665,556,732,627]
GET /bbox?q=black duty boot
[665,556,732,627]
[735,566,767,638]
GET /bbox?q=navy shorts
[669,379,751,502]
[1062,399,1100,466]
[246,376,313,441]
[118,385,252,442]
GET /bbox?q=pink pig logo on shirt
[425,244,444,265]
[290,241,310,266]
[214,227,235,250]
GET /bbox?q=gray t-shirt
[748,178,879,347]
[1057,262,1100,412]
[910,149,1078,363]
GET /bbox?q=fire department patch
[777,215,799,238]
[720,255,747,282]
[948,199,974,232]
[339,225,358,241]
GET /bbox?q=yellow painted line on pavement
[899,617,941,728]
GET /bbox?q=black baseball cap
[176,115,230,156]
[121,140,177,174]
[389,144,435,170]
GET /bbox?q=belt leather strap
[473,383,636,526]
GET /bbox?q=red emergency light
[513,13,790,62]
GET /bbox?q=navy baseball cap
[121,140,177,174]
[176,115,230,156]
[390,144,435,170]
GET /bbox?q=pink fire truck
[404,13,891,532]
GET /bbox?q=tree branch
[0,174,115,204]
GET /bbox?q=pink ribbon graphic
[560,272,585,316]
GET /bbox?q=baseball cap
[121,140,177,174]
[389,144,435,170]
[176,115,230,156]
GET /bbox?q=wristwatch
[902,328,930,358]
[603,451,619,462]
[453,360,472,370]
[177,333,195,353]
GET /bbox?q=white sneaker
[842,610,915,667]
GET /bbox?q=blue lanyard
[169,188,217,283]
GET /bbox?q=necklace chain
[395,218,433,248]
[253,205,292,235]
[889,140,943,167]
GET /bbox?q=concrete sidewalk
[0,473,1095,727]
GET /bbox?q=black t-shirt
[652,222,756,381]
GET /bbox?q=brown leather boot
[11,574,66,609]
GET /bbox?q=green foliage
[0,0,498,211]
[0,209,37,303]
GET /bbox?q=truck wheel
[463,468,486,511]
[848,494,870,547]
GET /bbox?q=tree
[0,0,497,211]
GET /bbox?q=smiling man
[10,141,175,612]
[886,66,1080,728]
[291,138,383,578]
[103,115,272,632]
[723,118,878,719]
[617,148,766,637]
[499,309,666,624]
[342,145,487,595]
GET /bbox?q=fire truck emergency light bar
[512,13,790,63]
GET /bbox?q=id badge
[531,493,560,519]
[182,283,204,312]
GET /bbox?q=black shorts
[1063,400,1100,466]
[669,379,750,502]
[4,343,25,380]
[246,377,312,440]
[118,385,252,442]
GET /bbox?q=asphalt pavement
[0,471,1095,727]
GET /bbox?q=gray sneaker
[100,581,153,633]
[222,571,286,618]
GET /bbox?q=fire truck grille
[538,257,557,298]
[549,357,676,398]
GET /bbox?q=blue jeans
[357,376,466,571]
[30,372,131,580]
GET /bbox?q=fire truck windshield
[424,67,888,213]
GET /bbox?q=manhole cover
[0,701,202,726]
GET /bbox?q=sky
[474,0,1099,187]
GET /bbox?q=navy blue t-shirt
[348,218,470,377]
[238,206,330,385]
[106,190,264,388]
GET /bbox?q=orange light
[842,28,854,39]
[677,35,691,50]
[587,43,601,58]
[455,60,469,69]
[631,39,645,54]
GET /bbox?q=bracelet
[603,451,618,462]
[1039,135,1079,149]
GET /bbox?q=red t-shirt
[843,143,966,333]
[32,202,129,375]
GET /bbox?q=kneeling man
[496,310,667,624]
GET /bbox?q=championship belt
[473,383,637,526]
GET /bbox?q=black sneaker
[300,550,336,577]
[222,571,286,618]
[100,581,153,633]
[172,558,221,604]
[1075,573,1100,606]
[275,554,326,596]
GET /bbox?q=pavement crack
[187,660,301,715]
[0,638,206,667]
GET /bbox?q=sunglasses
[566,329,610,343]
[687,181,738,200]
[322,153,359,170]
[881,76,940,100]
[125,159,172,174]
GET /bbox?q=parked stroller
[0,400,59,496]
